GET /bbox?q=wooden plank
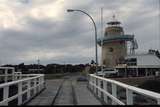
[27,79,63,105]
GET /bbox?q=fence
[0,72,45,105]
[88,74,160,105]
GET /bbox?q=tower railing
[88,74,160,105]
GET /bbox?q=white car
[95,68,118,77]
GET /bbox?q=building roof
[126,53,160,66]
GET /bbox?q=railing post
[89,76,91,88]
[4,69,8,83]
[42,75,44,82]
[103,80,108,104]
[88,75,91,89]
[91,77,94,92]
[41,76,44,89]
[157,98,160,105]
[19,73,22,80]
[126,89,133,105]
[97,79,101,97]
[3,86,9,105]
[38,78,40,92]
[94,77,97,94]
[87,75,90,88]
[27,80,31,100]
[92,77,95,93]
[12,69,14,81]
[39,77,42,90]
[41,76,43,89]
[39,77,42,92]
[14,73,17,80]
[100,80,104,99]
[111,83,117,105]
[91,77,94,91]
[34,79,37,95]
[136,68,138,77]
[0,72,45,106]
[18,82,22,105]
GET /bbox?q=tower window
[105,32,108,36]
[120,41,124,44]
[103,60,106,65]
[109,47,113,52]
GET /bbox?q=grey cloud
[0,16,95,64]
[0,0,159,65]
[18,0,30,4]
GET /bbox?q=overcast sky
[0,0,159,65]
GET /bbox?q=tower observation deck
[97,16,137,67]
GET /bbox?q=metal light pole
[67,9,98,75]
[100,7,104,77]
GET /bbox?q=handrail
[90,74,160,99]
[0,73,45,105]
[0,67,15,69]
[0,74,44,88]
[89,74,160,105]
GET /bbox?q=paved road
[27,73,101,105]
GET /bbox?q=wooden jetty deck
[27,79,63,105]
[26,75,101,105]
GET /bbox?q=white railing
[0,67,15,83]
[14,72,22,80]
[88,74,160,105]
[0,72,23,82]
[0,74,45,105]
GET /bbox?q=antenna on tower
[112,11,117,21]
[112,14,116,20]
[130,34,138,55]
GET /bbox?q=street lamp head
[67,9,75,12]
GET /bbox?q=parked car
[94,68,118,77]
